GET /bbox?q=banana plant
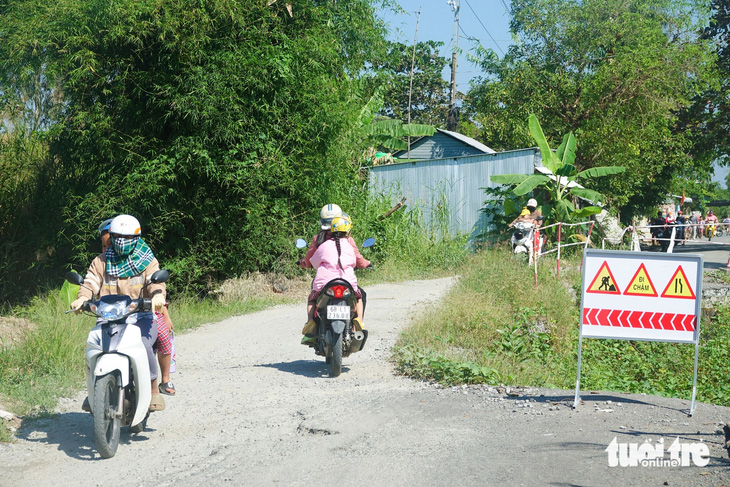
[490,114,625,222]
[354,87,435,152]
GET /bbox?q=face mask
[112,236,138,257]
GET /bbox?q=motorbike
[295,237,374,377]
[511,220,543,264]
[716,222,726,237]
[65,269,169,458]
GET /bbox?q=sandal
[158,381,176,396]
[149,394,166,412]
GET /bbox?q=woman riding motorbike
[300,215,370,344]
[70,214,168,412]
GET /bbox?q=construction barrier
[601,222,730,256]
[528,220,595,286]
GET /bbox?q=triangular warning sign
[623,263,658,297]
[587,261,620,294]
[661,266,696,299]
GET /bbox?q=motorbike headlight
[96,301,134,321]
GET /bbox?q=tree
[678,0,730,171]
[367,40,451,127]
[465,0,714,220]
[0,0,390,300]
[491,114,625,222]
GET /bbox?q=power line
[463,0,505,56]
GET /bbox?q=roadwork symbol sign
[623,263,658,297]
[577,249,704,414]
[587,261,620,294]
[661,266,696,299]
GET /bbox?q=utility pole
[407,8,421,160]
[447,0,460,131]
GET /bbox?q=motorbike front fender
[94,354,130,387]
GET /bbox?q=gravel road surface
[2,276,730,486]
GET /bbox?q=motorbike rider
[706,209,719,239]
[526,198,543,228]
[509,207,533,228]
[70,214,168,412]
[98,218,175,396]
[650,211,666,247]
[300,214,370,345]
[675,210,687,243]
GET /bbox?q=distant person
[689,212,698,239]
[650,211,666,247]
[676,210,687,244]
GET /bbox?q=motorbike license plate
[327,305,350,320]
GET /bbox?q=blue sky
[377,0,513,91]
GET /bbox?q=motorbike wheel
[93,374,121,458]
[130,411,149,434]
[329,333,343,377]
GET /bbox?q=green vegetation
[466,0,715,219]
[0,0,391,303]
[394,249,730,407]
[490,114,625,224]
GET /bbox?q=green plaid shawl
[105,237,155,278]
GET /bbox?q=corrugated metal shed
[369,148,540,237]
[392,129,495,160]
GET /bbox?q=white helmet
[527,198,538,208]
[320,204,342,230]
[109,214,142,237]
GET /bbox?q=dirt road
[2,277,730,486]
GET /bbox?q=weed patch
[394,248,730,406]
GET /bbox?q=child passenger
[300,211,370,344]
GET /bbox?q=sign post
[574,249,703,415]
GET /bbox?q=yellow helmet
[331,216,352,234]
[519,207,530,217]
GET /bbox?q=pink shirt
[301,233,370,269]
[310,238,358,292]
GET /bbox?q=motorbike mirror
[149,269,170,284]
[295,238,307,249]
[65,271,85,286]
[362,237,375,248]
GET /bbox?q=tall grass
[394,247,730,407]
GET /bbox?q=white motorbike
[65,269,169,458]
[511,220,537,263]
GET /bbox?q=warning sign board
[623,263,658,297]
[580,249,702,344]
[660,266,696,299]
[586,261,620,294]
[575,249,704,414]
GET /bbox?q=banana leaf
[399,123,436,137]
[575,166,625,179]
[490,174,532,185]
[529,114,558,174]
[570,187,605,204]
[60,278,80,308]
[571,206,602,219]
[513,174,551,195]
[557,132,577,168]
[556,163,576,177]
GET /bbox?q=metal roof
[436,129,496,154]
